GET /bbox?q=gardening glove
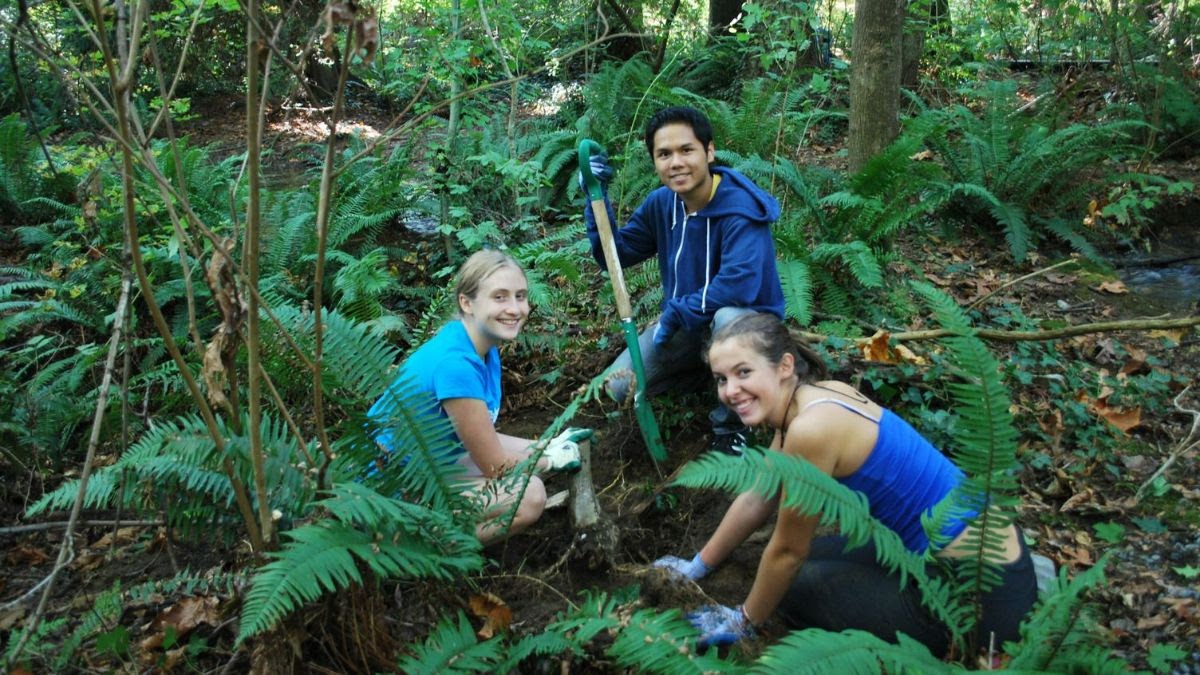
[652,552,712,581]
[577,152,613,195]
[652,310,680,347]
[686,604,755,651]
[541,427,592,473]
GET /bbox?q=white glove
[652,552,712,581]
[541,427,592,473]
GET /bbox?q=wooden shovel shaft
[589,199,635,320]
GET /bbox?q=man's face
[651,122,715,203]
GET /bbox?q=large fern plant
[921,80,1150,262]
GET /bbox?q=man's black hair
[643,106,714,156]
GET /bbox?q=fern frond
[1006,553,1126,673]
[395,611,503,675]
[237,492,481,643]
[777,259,814,325]
[752,629,949,674]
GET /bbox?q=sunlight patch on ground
[269,112,383,142]
[524,82,582,117]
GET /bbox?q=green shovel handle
[577,139,606,202]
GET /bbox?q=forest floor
[2,91,1199,673]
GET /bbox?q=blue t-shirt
[368,320,501,459]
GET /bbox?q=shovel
[578,139,667,464]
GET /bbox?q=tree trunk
[900,0,926,88]
[708,0,743,34]
[848,0,904,173]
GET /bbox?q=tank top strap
[799,397,882,424]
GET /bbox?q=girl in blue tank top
[654,312,1037,657]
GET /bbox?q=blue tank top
[809,400,970,553]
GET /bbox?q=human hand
[686,604,754,651]
[651,552,712,581]
[542,427,592,473]
[577,152,613,196]
[652,313,678,347]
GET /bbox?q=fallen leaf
[0,604,27,631]
[1059,545,1094,567]
[5,544,51,566]
[1091,400,1142,434]
[1136,614,1170,630]
[1164,597,1198,623]
[1147,329,1184,344]
[860,331,926,365]
[862,331,894,362]
[468,592,512,639]
[1092,280,1128,294]
[141,595,222,651]
[73,551,104,572]
[92,526,140,550]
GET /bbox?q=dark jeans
[776,531,1038,656]
[603,307,753,435]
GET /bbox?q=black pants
[776,531,1038,656]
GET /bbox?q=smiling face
[459,265,529,352]
[708,335,796,428]
[651,122,715,210]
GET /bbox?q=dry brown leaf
[1092,280,1128,294]
[141,596,222,651]
[1118,346,1149,377]
[468,592,512,639]
[1148,329,1185,344]
[92,526,140,550]
[353,7,378,64]
[860,331,925,365]
[1164,597,1198,622]
[1091,399,1142,434]
[1059,545,1094,567]
[925,272,951,287]
[5,544,51,566]
[1136,614,1170,630]
[0,604,27,632]
[73,551,105,572]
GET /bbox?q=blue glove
[652,552,712,581]
[577,152,613,195]
[652,310,680,347]
[686,604,754,651]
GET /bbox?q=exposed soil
[2,96,1199,673]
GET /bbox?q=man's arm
[658,216,778,337]
[584,192,660,270]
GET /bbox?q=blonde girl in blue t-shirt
[370,250,581,545]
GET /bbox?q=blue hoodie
[585,165,785,340]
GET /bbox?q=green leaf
[96,626,130,658]
[1092,522,1125,544]
[1132,516,1168,534]
[1147,643,1187,672]
[1173,565,1200,580]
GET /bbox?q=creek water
[1114,200,1200,315]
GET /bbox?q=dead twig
[797,314,1200,345]
[966,257,1080,310]
[1135,386,1199,501]
[0,519,162,536]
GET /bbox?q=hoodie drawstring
[701,217,711,312]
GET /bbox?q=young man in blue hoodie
[583,105,786,455]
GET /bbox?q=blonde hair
[453,250,525,313]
